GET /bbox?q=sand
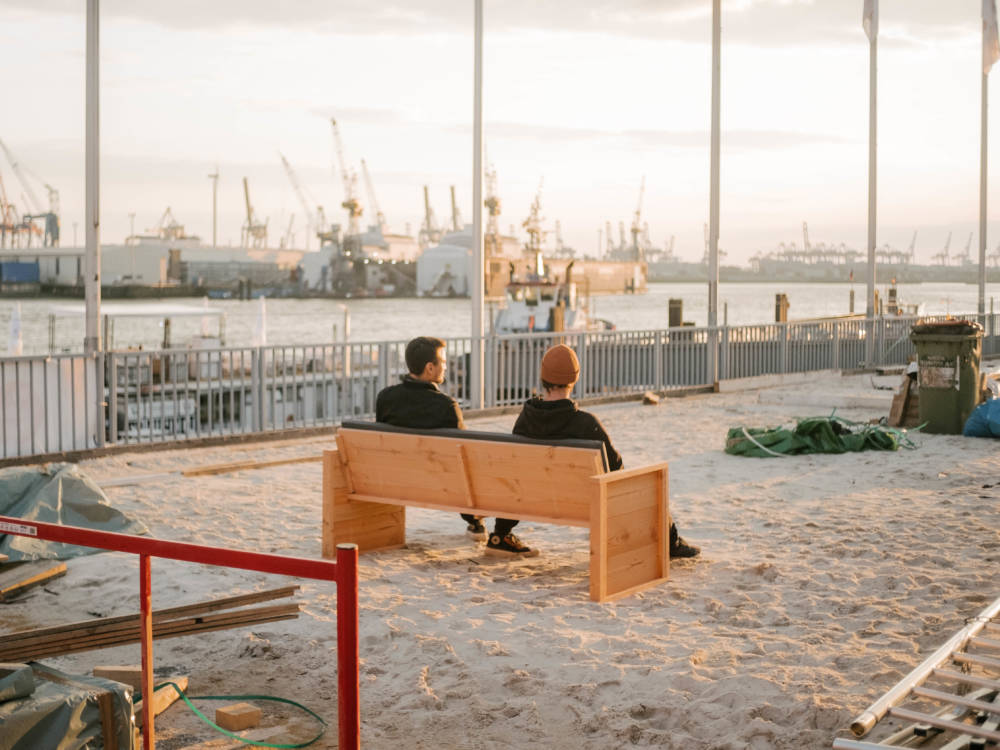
[2,369,999,749]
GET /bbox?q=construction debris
[0,560,67,601]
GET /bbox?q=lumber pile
[0,586,300,662]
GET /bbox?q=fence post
[108,354,118,444]
[831,321,841,370]
[95,353,106,448]
[251,348,263,432]
[579,333,589,399]
[781,323,789,374]
[139,553,154,750]
[336,543,360,749]
[654,331,663,390]
[719,325,729,381]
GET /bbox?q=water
[2,281,998,355]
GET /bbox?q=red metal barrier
[0,515,360,749]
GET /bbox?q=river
[2,281,999,355]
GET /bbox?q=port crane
[907,231,917,263]
[449,185,463,233]
[0,138,59,247]
[484,162,501,257]
[330,118,363,238]
[280,214,296,249]
[360,159,386,235]
[150,207,192,241]
[522,178,546,264]
[958,232,974,265]
[932,232,952,266]
[241,177,268,249]
[279,152,321,250]
[629,176,647,261]
[418,186,442,250]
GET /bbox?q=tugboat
[493,254,614,334]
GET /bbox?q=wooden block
[216,702,262,731]
[642,391,660,405]
[134,676,188,727]
[0,560,67,601]
[93,665,142,691]
[0,554,8,563]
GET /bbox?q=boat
[492,258,614,334]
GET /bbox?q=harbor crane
[604,221,614,255]
[151,207,191,241]
[418,186,442,250]
[629,176,646,261]
[932,232,951,266]
[241,177,268,249]
[908,231,917,263]
[959,232,974,265]
[330,118,363,237]
[802,221,811,251]
[0,138,60,246]
[280,214,295,249]
[484,162,502,257]
[360,159,386,235]
[279,152,323,250]
[522,178,546,265]
[449,185,463,233]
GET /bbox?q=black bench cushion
[339,420,610,473]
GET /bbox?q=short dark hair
[405,336,445,375]
[541,379,568,391]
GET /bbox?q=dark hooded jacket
[375,375,465,430]
[512,397,623,471]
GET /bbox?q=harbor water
[2,281,1000,355]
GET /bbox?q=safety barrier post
[0,516,361,749]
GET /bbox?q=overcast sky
[0,0,997,263]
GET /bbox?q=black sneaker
[670,537,701,559]
[485,533,539,557]
[465,519,487,540]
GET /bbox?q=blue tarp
[0,463,148,561]
[963,399,1000,438]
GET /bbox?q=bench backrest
[335,421,608,526]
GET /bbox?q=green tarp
[725,416,909,458]
[0,463,148,561]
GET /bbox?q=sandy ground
[3,369,999,749]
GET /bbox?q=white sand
[4,370,999,749]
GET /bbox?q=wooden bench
[322,421,670,602]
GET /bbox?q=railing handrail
[0,515,360,750]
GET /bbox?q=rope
[739,426,789,458]
[144,681,327,749]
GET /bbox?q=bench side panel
[590,465,669,601]
[322,448,405,555]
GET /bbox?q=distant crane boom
[360,158,386,234]
[330,118,362,236]
[279,152,320,247]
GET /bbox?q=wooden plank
[334,433,355,493]
[888,377,910,427]
[606,506,662,558]
[134,676,189,728]
[0,606,301,661]
[181,455,321,477]
[589,483,609,602]
[0,560,67,601]
[322,450,345,559]
[0,586,299,646]
[593,461,670,484]
[330,511,407,553]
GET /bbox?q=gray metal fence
[2,313,998,460]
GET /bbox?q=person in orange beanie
[493,344,700,559]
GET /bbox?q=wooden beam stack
[0,586,300,662]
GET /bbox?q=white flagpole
[980,0,999,316]
[708,0,721,383]
[865,1,878,365]
[470,0,485,409]
[981,67,989,317]
[85,0,102,354]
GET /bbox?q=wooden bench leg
[590,467,670,602]
[322,449,405,556]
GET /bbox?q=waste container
[909,320,983,434]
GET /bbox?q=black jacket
[375,375,465,430]
[511,397,623,471]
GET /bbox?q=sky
[0,0,998,265]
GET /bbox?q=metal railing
[2,313,998,460]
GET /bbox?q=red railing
[0,515,360,749]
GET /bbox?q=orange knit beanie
[540,344,580,386]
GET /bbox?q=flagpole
[981,68,988,317]
[708,0,721,383]
[865,22,877,365]
[84,0,101,355]
[470,0,485,409]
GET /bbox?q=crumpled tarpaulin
[0,463,148,561]
[725,415,916,458]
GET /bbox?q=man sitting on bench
[508,344,700,559]
[374,335,487,541]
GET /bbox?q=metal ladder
[834,596,1000,749]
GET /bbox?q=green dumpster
[909,320,984,434]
